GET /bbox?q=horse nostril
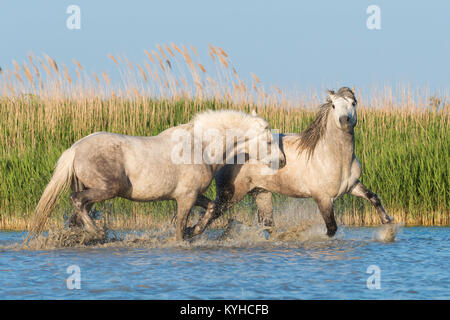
[339,115,351,125]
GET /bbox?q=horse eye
[332,104,335,109]
[352,101,356,107]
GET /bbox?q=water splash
[10,198,401,250]
[373,223,403,242]
[22,224,120,250]
[270,198,330,242]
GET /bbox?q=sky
[0,0,448,94]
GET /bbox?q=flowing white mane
[192,109,266,132]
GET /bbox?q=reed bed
[0,44,448,230]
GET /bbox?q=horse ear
[327,89,336,102]
[251,110,257,116]
[327,89,336,108]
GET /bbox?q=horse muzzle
[339,115,356,131]
[260,153,286,170]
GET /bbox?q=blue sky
[0,0,448,93]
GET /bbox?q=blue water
[0,227,448,299]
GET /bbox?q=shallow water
[0,225,448,299]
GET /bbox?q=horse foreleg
[188,191,235,237]
[349,180,392,224]
[175,195,197,241]
[184,186,243,238]
[251,190,274,229]
[315,198,338,237]
[195,194,210,209]
[185,199,217,238]
[171,194,209,225]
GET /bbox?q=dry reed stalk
[144,49,155,63]
[191,45,199,59]
[44,54,59,74]
[12,60,21,74]
[218,47,228,58]
[13,71,23,83]
[102,71,111,85]
[23,63,34,85]
[124,57,134,71]
[156,44,168,60]
[63,65,72,84]
[73,58,83,70]
[218,55,229,69]
[38,57,51,77]
[92,72,100,87]
[75,69,81,82]
[137,65,148,82]
[198,63,206,73]
[251,73,261,85]
[171,43,183,55]
[144,62,157,82]
[208,49,216,62]
[164,44,175,57]
[152,50,166,72]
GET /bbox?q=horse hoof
[259,229,271,240]
[89,210,102,220]
[326,227,337,237]
[384,216,394,224]
[264,226,273,234]
[183,227,194,239]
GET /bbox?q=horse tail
[23,146,77,245]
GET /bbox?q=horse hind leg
[69,145,131,234]
[68,177,85,228]
[70,188,118,234]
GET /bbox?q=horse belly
[126,166,178,201]
[253,165,311,198]
[128,180,177,201]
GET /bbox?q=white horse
[25,109,286,243]
[192,88,392,237]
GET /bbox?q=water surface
[0,226,448,299]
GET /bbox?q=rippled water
[0,225,448,299]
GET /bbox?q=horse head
[327,87,358,133]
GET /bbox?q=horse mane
[292,87,356,158]
[192,109,263,131]
[293,102,333,158]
